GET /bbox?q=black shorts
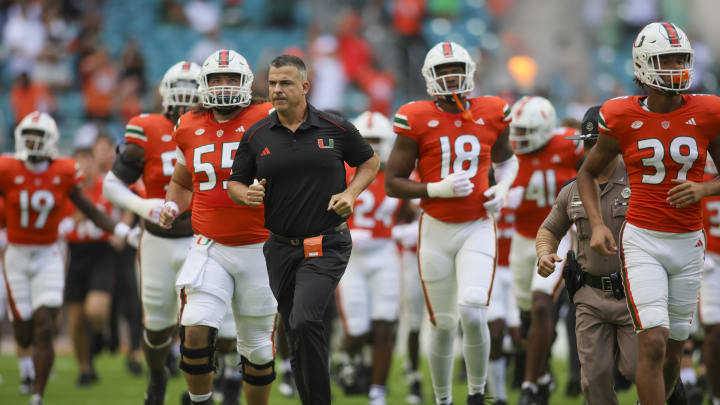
[64,241,119,302]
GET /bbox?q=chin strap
[451,92,474,122]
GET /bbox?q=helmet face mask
[633,22,694,93]
[422,42,476,97]
[198,50,253,109]
[14,111,59,161]
[508,96,556,154]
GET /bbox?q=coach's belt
[272,222,348,246]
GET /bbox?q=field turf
[0,353,641,404]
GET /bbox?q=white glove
[427,172,474,198]
[483,184,509,215]
[392,222,419,248]
[125,226,141,249]
[58,217,76,238]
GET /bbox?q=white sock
[19,356,35,379]
[428,322,456,405]
[538,373,552,386]
[680,367,697,385]
[712,397,720,405]
[188,392,212,402]
[488,358,507,400]
[369,384,386,399]
[459,305,489,395]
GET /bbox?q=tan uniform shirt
[541,161,629,276]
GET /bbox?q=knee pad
[178,325,218,375]
[433,313,458,330]
[241,356,276,386]
[459,287,489,308]
[669,321,692,341]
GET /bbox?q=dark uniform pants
[574,284,638,405]
[263,230,352,405]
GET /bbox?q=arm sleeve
[229,137,256,185]
[541,183,574,240]
[342,122,375,167]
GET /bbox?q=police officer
[535,106,637,405]
[227,54,380,405]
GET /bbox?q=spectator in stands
[189,30,228,65]
[356,64,395,116]
[392,0,427,100]
[2,1,47,77]
[184,0,221,34]
[309,35,346,112]
[120,38,146,93]
[80,47,118,121]
[10,72,56,126]
[32,4,75,91]
[337,12,372,83]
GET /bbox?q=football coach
[227,54,380,405]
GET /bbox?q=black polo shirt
[229,103,374,237]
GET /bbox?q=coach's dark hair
[270,54,307,81]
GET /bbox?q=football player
[702,157,720,405]
[1,111,137,405]
[335,111,408,405]
[104,60,242,405]
[63,146,126,386]
[577,22,720,405]
[486,206,521,405]
[385,41,518,405]
[158,49,277,405]
[507,96,581,405]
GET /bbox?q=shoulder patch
[394,114,411,130]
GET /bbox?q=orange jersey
[124,113,177,199]
[64,175,119,243]
[0,156,83,245]
[599,94,720,233]
[174,104,274,246]
[513,128,581,238]
[496,208,515,267]
[347,169,400,239]
[393,97,511,223]
[702,173,720,254]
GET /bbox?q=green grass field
[0,353,641,405]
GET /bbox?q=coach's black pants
[263,230,351,405]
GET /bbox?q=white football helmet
[198,49,254,108]
[632,22,694,92]
[352,111,395,161]
[422,41,476,97]
[508,96,556,154]
[14,111,60,161]
[159,61,201,111]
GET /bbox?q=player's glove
[426,171,474,198]
[483,184,509,215]
[125,226,141,249]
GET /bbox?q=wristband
[113,222,131,239]
[426,181,443,198]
